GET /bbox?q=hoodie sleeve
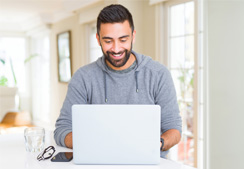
[155,68,182,135]
[54,71,88,147]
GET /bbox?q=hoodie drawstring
[103,72,108,103]
[103,71,139,103]
[135,71,139,93]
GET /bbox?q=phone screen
[51,152,73,162]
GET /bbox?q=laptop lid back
[72,104,161,165]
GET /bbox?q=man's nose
[111,41,120,53]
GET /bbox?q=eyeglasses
[37,146,56,161]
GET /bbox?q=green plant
[0,54,38,87]
[0,76,8,86]
[177,67,194,100]
[0,58,9,86]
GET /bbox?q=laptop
[72,104,161,165]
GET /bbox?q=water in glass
[24,127,45,152]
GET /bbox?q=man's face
[96,20,136,70]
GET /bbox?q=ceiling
[0,0,100,32]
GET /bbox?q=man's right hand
[64,132,73,148]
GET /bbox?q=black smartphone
[51,152,73,162]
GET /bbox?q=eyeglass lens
[37,146,55,161]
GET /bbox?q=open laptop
[72,104,161,165]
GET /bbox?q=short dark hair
[97,4,134,36]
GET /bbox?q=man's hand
[160,129,181,151]
[64,132,73,149]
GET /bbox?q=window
[162,0,202,168]
[168,1,195,166]
[0,37,26,92]
[87,22,103,63]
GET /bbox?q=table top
[0,131,196,169]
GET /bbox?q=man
[54,4,182,158]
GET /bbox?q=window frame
[156,0,199,167]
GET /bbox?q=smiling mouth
[110,52,124,59]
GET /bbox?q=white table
[0,131,196,169]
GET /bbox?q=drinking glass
[24,127,45,152]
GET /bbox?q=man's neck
[105,53,136,71]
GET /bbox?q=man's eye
[121,39,127,42]
[105,41,111,43]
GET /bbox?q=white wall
[207,0,244,168]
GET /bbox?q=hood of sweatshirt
[96,50,152,102]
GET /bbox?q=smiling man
[54,4,182,158]
[98,20,135,70]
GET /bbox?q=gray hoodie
[54,50,182,158]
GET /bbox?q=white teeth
[113,54,122,57]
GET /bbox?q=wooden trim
[155,4,165,64]
[163,2,169,67]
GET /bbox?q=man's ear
[132,30,136,44]
[96,33,101,46]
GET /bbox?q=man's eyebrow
[101,35,130,40]
[119,35,130,39]
[102,36,113,40]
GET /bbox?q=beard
[101,43,133,68]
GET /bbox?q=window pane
[178,136,195,166]
[170,36,194,69]
[185,2,194,34]
[184,69,194,101]
[89,24,103,63]
[170,37,185,68]
[90,49,103,61]
[90,26,98,48]
[171,70,182,100]
[171,4,185,37]
[185,35,194,69]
